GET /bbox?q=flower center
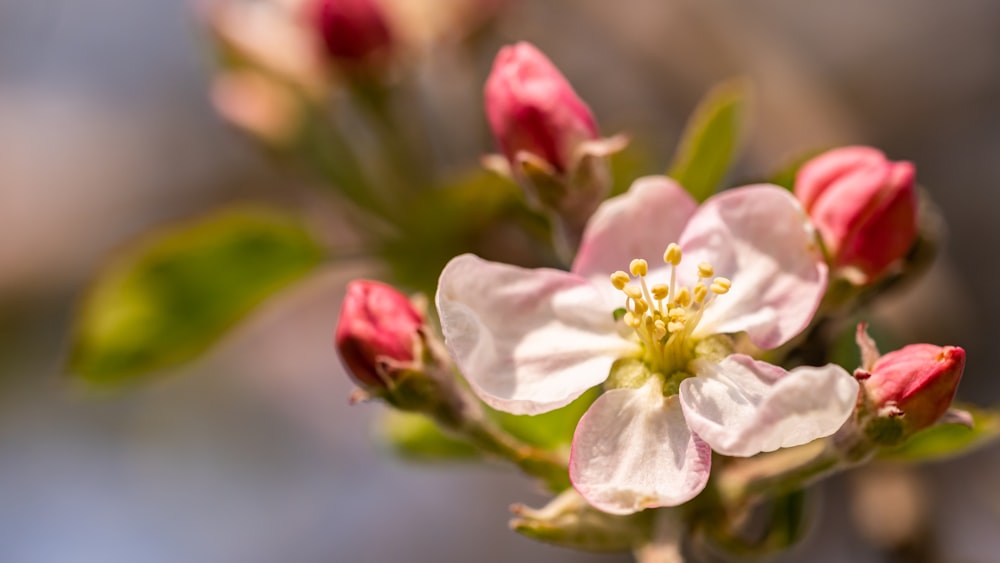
[610,242,731,378]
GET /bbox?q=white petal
[570,379,712,514]
[436,254,636,415]
[678,185,827,350]
[680,355,859,457]
[572,176,696,287]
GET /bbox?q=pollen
[611,241,733,375]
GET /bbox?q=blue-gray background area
[1,1,998,562]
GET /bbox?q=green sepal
[878,404,1000,464]
[668,79,748,202]
[68,207,324,387]
[511,489,654,552]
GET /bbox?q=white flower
[436,176,859,514]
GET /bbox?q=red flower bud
[309,0,394,70]
[484,42,599,174]
[795,146,918,281]
[335,280,424,389]
[863,344,965,435]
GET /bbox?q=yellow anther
[693,283,708,304]
[664,243,682,266]
[653,319,667,339]
[668,307,687,321]
[632,299,649,315]
[624,285,643,300]
[650,283,669,301]
[610,270,630,290]
[710,277,732,295]
[623,312,641,328]
[629,258,649,277]
[675,287,692,307]
[697,262,714,279]
[668,321,685,333]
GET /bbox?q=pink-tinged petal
[680,355,859,457]
[436,254,635,415]
[678,185,827,349]
[570,380,712,514]
[794,146,886,211]
[572,176,697,287]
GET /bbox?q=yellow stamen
[623,312,641,328]
[675,287,692,308]
[664,243,682,266]
[631,299,649,315]
[609,241,734,378]
[624,286,643,300]
[650,284,669,301]
[629,259,649,277]
[693,283,708,304]
[610,271,630,290]
[710,277,731,295]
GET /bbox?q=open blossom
[436,176,859,514]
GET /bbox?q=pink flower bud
[863,344,965,435]
[309,0,394,70]
[335,280,424,389]
[794,146,918,281]
[484,42,599,174]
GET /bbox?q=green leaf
[767,148,827,191]
[878,404,1000,464]
[490,387,600,450]
[667,79,748,202]
[69,207,324,386]
[378,410,480,461]
[380,171,547,295]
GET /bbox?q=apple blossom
[436,176,859,514]
[309,0,395,72]
[854,324,966,444]
[335,279,423,390]
[485,42,599,175]
[483,42,624,254]
[795,146,918,282]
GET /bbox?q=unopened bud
[859,341,966,444]
[795,146,917,282]
[335,280,424,390]
[484,42,599,175]
[309,0,394,73]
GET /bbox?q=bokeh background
[2,1,999,562]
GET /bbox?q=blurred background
[2,0,999,562]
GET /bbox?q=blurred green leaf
[490,387,600,450]
[607,140,655,197]
[380,171,549,295]
[767,149,826,191]
[378,410,480,461]
[878,404,1000,464]
[667,79,747,202]
[69,207,324,386]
